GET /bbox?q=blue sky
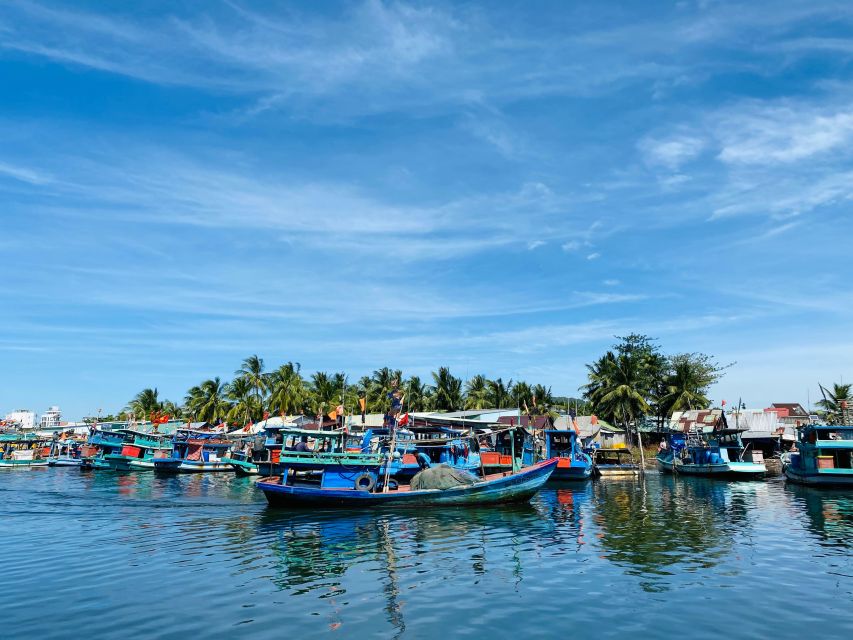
[2,0,852,419]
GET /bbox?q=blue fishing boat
[153,430,233,473]
[257,457,558,508]
[478,427,536,474]
[80,428,131,470]
[356,425,484,480]
[0,433,50,468]
[657,428,766,478]
[785,424,853,487]
[47,438,84,467]
[588,447,639,477]
[541,429,593,480]
[104,430,174,471]
[234,426,404,477]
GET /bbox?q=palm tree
[186,377,231,423]
[464,375,490,409]
[226,376,258,425]
[235,355,268,406]
[513,381,533,411]
[368,367,404,411]
[531,384,554,413]
[404,376,431,412]
[431,367,463,411]
[126,388,163,420]
[583,351,650,469]
[487,378,514,409]
[267,362,306,417]
[817,382,852,424]
[661,354,712,414]
[309,371,338,415]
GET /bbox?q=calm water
[1,469,851,639]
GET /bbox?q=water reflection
[785,484,853,550]
[587,475,765,591]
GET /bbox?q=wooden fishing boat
[0,434,50,468]
[657,429,765,478]
[47,439,84,467]
[541,430,593,480]
[80,428,131,470]
[257,458,558,508]
[785,425,853,487]
[227,426,406,477]
[153,430,233,473]
[104,431,174,471]
[589,447,639,477]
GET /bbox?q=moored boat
[657,428,766,479]
[257,458,558,508]
[541,429,593,480]
[80,428,131,470]
[104,431,174,471]
[0,434,50,468]
[154,430,233,473]
[785,424,853,487]
[589,447,639,477]
[47,438,84,467]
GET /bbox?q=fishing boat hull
[258,458,558,508]
[549,460,593,481]
[0,459,49,468]
[104,455,159,471]
[595,466,640,477]
[155,459,234,473]
[223,458,260,475]
[48,457,83,467]
[785,467,853,487]
[657,454,765,478]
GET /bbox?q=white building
[39,406,61,429]
[4,410,37,430]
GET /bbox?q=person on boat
[294,436,310,453]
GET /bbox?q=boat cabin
[797,425,853,471]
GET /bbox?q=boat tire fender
[354,472,376,492]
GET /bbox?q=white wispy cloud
[0,160,51,185]
[716,105,853,165]
[638,134,706,170]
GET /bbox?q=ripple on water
[0,468,851,638]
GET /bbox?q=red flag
[398,413,409,427]
[721,399,727,407]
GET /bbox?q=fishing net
[409,464,479,491]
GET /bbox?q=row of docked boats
[655,421,853,487]
[0,421,636,507]
[5,419,849,506]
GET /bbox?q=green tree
[226,376,259,425]
[235,355,268,406]
[431,367,463,411]
[487,377,514,408]
[660,353,726,415]
[185,377,231,423]
[404,376,431,412]
[464,375,490,409]
[267,362,306,417]
[126,388,163,420]
[817,383,852,424]
[531,384,554,413]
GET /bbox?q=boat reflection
[785,484,853,549]
[589,475,762,590]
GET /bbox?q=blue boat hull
[785,467,853,487]
[257,459,558,508]
[550,465,592,481]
